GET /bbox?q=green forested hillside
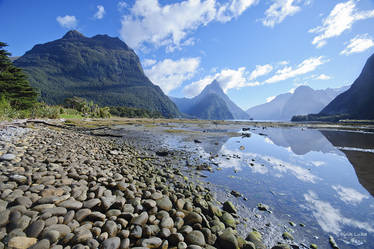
[14,30,180,117]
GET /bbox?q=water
[203,127,374,248]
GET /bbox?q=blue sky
[1,0,374,109]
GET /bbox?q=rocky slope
[171,80,249,120]
[14,30,180,117]
[319,53,374,119]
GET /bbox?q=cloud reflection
[332,185,369,205]
[303,191,374,235]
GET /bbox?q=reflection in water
[260,127,339,155]
[321,130,374,197]
[303,191,374,235]
[332,185,369,205]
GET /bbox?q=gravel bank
[0,124,295,249]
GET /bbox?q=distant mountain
[319,53,374,120]
[171,80,249,120]
[14,30,180,117]
[247,85,349,121]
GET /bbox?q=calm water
[201,127,374,248]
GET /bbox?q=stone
[58,199,83,209]
[63,210,75,224]
[75,208,91,222]
[89,211,106,221]
[0,153,16,161]
[246,231,266,249]
[73,228,93,244]
[101,237,121,249]
[28,239,50,249]
[0,210,10,226]
[130,225,142,239]
[8,236,37,249]
[44,224,71,237]
[272,243,291,249]
[184,212,202,225]
[282,232,294,241]
[140,237,163,248]
[131,212,149,226]
[156,197,173,211]
[168,233,184,246]
[218,228,238,249]
[42,230,60,243]
[221,212,236,228]
[222,201,237,214]
[185,230,206,247]
[83,198,101,209]
[103,220,118,237]
[160,216,174,229]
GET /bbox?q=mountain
[319,53,374,120]
[14,30,180,117]
[247,85,349,121]
[171,80,249,120]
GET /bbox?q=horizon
[1,0,374,110]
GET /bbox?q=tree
[0,42,37,109]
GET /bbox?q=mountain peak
[203,80,224,94]
[63,30,85,39]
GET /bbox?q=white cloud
[303,191,374,235]
[144,57,200,94]
[316,74,331,80]
[56,15,77,29]
[341,34,374,55]
[183,67,260,97]
[266,96,276,102]
[142,59,157,67]
[265,56,328,84]
[249,64,273,80]
[262,0,302,27]
[279,60,289,65]
[118,1,127,11]
[332,185,368,205]
[120,0,257,51]
[94,5,105,19]
[310,0,374,48]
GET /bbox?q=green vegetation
[0,42,37,110]
[291,114,351,122]
[14,30,180,118]
[109,106,161,118]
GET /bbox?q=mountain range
[247,85,349,121]
[319,53,374,119]
[171,80,250,120]
[14,30,180,117]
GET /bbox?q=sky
[1,0,374,110]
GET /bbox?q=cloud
[118,1,127,11]
[120,0,257,51]
[310,0,374,48]
[265,56,328,84]
[303,191,374,235]
[316,74,331,80]
[142,59,157,67]
[332,185,368,205]
[262,0,302,27]
[266,96,276,102]
[94,5,105,19]
[341,34,374,55]
[183,67,259,97]
[249,64,273,80]
[144,57,200,94]
[56,15,77,29]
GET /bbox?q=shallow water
[204,127,374,248]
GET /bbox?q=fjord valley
[2,0,374,249]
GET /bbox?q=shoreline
[0,122,291,249]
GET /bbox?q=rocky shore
[0,124,296,249]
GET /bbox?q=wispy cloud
[56,15,77,29]
[118,1,127,11]
[249,64,273,80]
[310,0,374,48]
[332,185,368,205]
[120,0,258,51]
[262,0,302,27]
[341,34,374,55]
[265,56,328,84]
[94,5,105,20]
[183,67,260,97]
[142,59,157,67]
[144,57,200,94]
[315,74,331,80]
